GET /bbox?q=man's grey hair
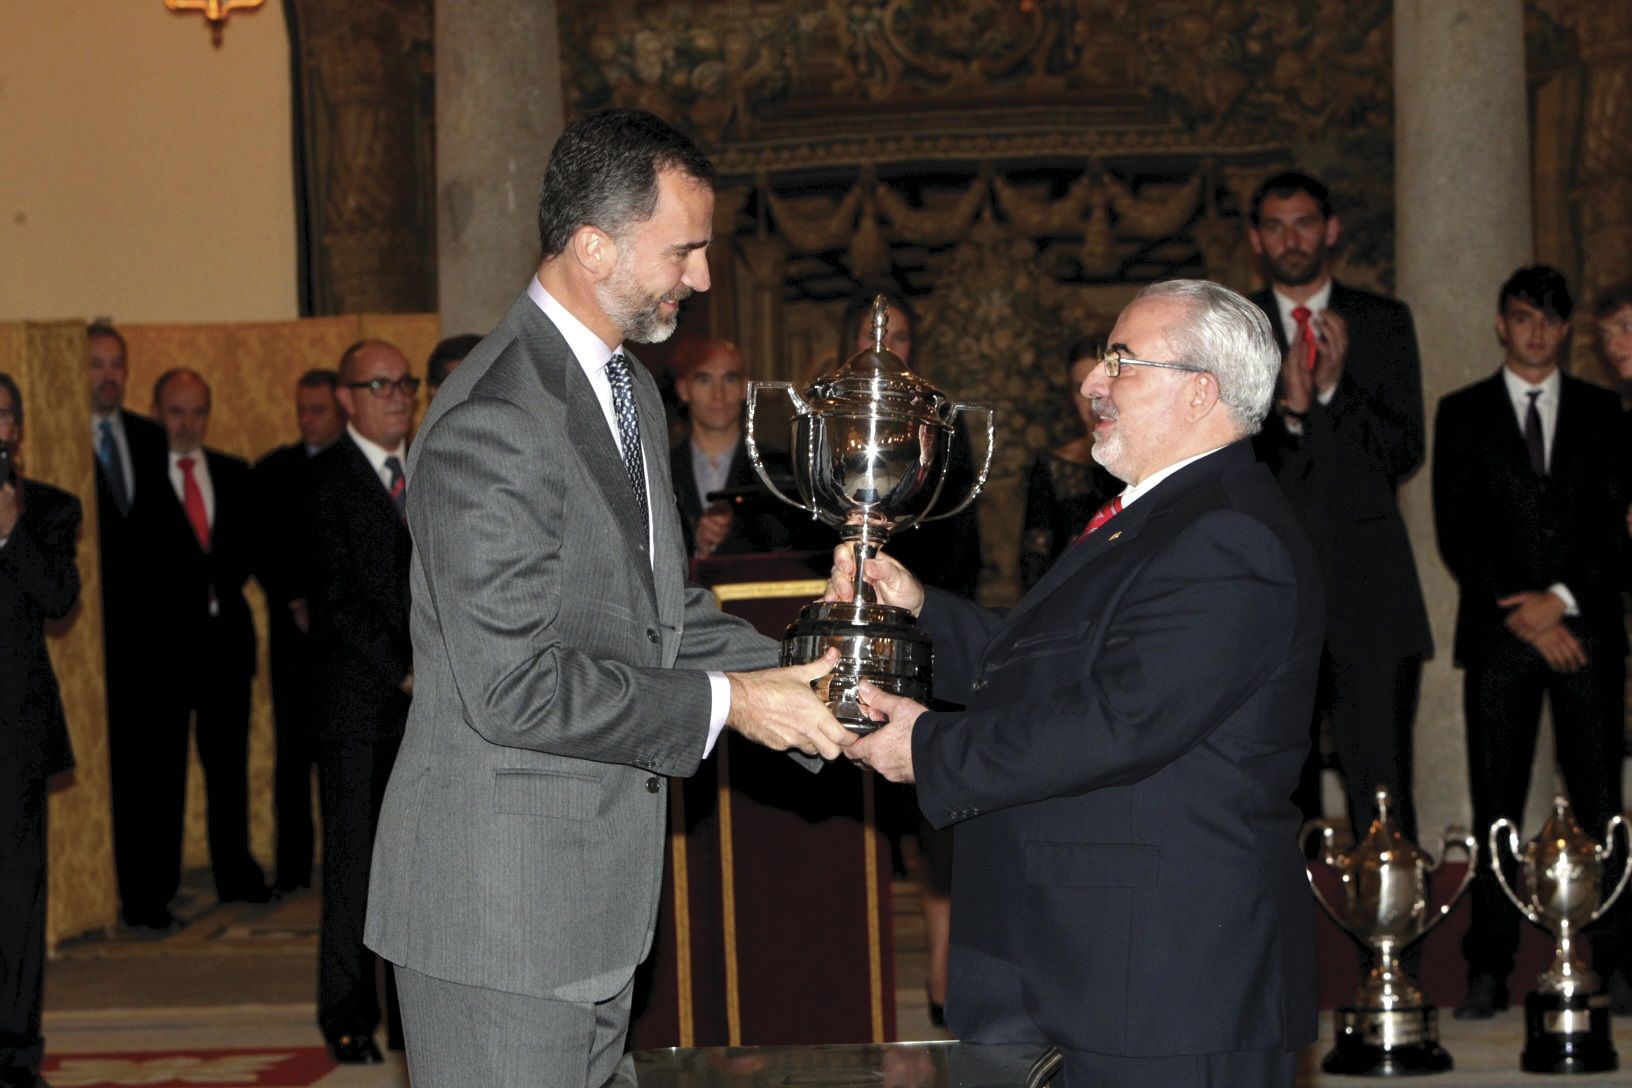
[1135,279,1280,434]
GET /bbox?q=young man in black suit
[87,324,175,929]
[669,336,813,558]
[1247,171,1433,841]
[137,369,269,912]
[306,340,416,1065]
[0,374,82,1088]
[251,368,344,893]
[843,280,1322,1088]
[1435,266,1632,1017]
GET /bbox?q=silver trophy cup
[1304,787,1477,1076]
[1491,797,1631,1074]
[744,296,993,731]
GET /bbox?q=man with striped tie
[306,338,418,1064]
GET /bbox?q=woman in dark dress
[1020,335,1123,589]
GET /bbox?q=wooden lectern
[628,552,897,1048]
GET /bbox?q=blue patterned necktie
[98,419,131,515]
[605,352,649,531]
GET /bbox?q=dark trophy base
[1522,990,1618,1074]
[780,600,933,734]
[1322,1006,1452,1076]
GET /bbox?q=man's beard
[1266,239,1329,288]
[597,258,691,344]
[1088,402,1130,483]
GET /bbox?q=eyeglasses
[346,376,421,398]
[1097,345,1209,379]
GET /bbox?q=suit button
[646,628,659,644]
[646,776,660,793]
[971,678,986,692]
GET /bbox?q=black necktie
[605,352,649,531]
[1524,390,1546,477]
[384,455,407,522]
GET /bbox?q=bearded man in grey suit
[365,109,852,1087]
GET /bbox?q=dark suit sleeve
[0,490,81,619]
[309,465,410,694]
[914,511,1300,826]
[1257,299,1425,489]
[1431,395,1492,602]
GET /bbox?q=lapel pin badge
[1108,530,1122,541]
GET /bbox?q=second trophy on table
[744,296,992,732]
[1305,787,1477,1076]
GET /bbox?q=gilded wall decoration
[560,0,1399,601]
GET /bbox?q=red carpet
[43,1047,335,1087]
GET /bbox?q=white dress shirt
[1499,365,1576,615]
[346,422,408,491]
[1117,444,1229,511]
[526,277,732,753]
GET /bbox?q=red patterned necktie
[1291,306,1317,371]
[178,456,211,551]
[1075,495,1123,544]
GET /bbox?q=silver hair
[1134,279,1280,435]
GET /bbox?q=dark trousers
[268,614,317,888]
[0,776,46,1074]
[1461,631,1629,984]
[145,664,263,901]
[107,649,169,921]
[318,732,402,1040]
[1059,1044,1297,1088]
[1292,650,1423,842]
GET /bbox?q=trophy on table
[1490,797,1631,1074]
[743,296,993,731]
[1304,787,1477,1076]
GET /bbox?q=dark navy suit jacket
[911,441,1323,1057]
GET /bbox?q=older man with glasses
[305,339,419,1064]
[834,280,1324,1088]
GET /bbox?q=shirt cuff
[1548,583,1580,617]
[1317,384,1337,406]
[702,671,731,758]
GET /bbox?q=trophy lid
[810,295,951,425]
[1354,786,1426,868]
[1532,796,1598,863]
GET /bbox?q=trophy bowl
[1491,798,1631,1074]
[745,296,993,731]
[1304,786,1476,1076]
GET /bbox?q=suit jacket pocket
[494,768,604,821]
[1023,841,1160,888]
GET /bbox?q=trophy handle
[1298,821,1351,933]
[917,403,994,525]
[1490,818,1544,926]
[744,382,818,516]
[1417,827,1479,941]
[1589,814,1632,925]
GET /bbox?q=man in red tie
[134,369,269,921]
[835,280,1324,1088]
[1245,171,1433,846]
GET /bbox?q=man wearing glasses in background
[837,281,1323,1088]
[305,340,419,1064]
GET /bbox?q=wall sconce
[165,0,266,47]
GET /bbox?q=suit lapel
[1478,372,1537,477]
[1250,288,1290,354]
[629,349,682,625]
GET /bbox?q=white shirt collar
[347,422,406,476]
[1271,279,1333,339]
[1116,444,1230,509]
[1501,364,1560,403]
[527,275,622,379]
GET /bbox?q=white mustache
[1090,398,1117,422]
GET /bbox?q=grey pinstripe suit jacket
[365,291,777,1002]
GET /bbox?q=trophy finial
[1374,785,1392,814]
[871,295,889,351]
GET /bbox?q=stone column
[435,0,563,337]
[1395,0,1540,839]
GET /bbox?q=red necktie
[178,456,211,551]
[1291,306,1317,371]
[1075,496,1123,544]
